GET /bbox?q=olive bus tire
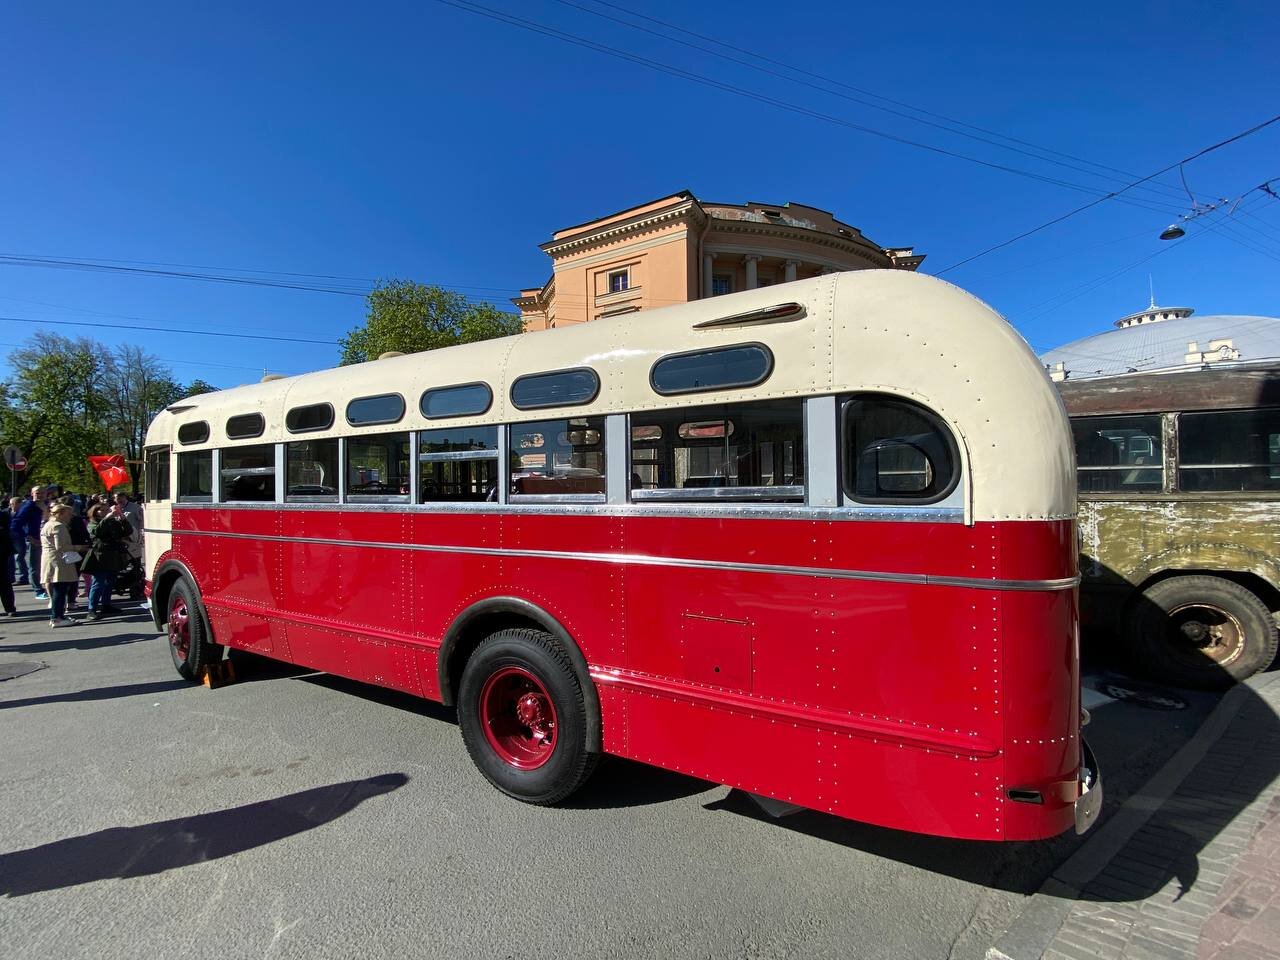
[167,579,223,681]
[457,627,599,805]
[1125,575,1280,689]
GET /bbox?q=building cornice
[706,217,893,265]
[541,200,705,258]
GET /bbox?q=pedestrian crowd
[0,484,144,628]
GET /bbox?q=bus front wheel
[1127,575,1279,688]
[457,627,598,805]
[167,579,221,681]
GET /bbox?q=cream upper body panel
[144,271,1074,523]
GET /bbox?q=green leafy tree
[183,378,219,397]
[0,335,112,489]
[102,345,186,495]
[339,280,523,364]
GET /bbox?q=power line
[432,0,1209,205]
[551,0,1190,207]
[0,315,337,345]
[934,115,1280,275]
[572,0,1195,204]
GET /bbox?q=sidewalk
[990,671,1280,960]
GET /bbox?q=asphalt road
[0,590,1222,960]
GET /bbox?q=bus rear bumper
[1075,739,1103,834]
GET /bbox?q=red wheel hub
[479,667,558,770]
[169,596,190,661]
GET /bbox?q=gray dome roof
[1040,308,1280,380]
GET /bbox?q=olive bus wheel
[167,579,222,681]
[457,628,598,804]
[1127,575,1279,689]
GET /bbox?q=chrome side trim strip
[144,526,1079,593]
[161,499,969,523]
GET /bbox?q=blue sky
[2,1,1278,388]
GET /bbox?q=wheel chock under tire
[200,660,237,689]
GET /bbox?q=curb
[986,672,1280,960]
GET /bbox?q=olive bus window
[650,344,773,396]
[843,397,958,503]
[1179,408,1280,492]
[510,418,606,497]
[145,447,170,502]
[421,382,493,419]
[177,450,213,501]
[226,413,265,440]
[220,444,276,502]
[1072,415,1164,493]
[420,426,499,502]
[177,421,210,445]
[287,438,339,500]
[630,399,803,501]
[346,393,406,426]
[286,403,334,433]
[510,369,599,410]
[347,432,410,500]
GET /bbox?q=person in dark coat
[82,502,133,619]
[0,500,16,615]
[8,496,28,585]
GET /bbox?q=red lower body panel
[158,508,1081,840]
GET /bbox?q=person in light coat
[40,502,79,626]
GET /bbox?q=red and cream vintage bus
[141,271,1099,841]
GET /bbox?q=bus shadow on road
[0,678,193,711]
[0,773,409,898]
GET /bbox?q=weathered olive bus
[1060,363,1280,687]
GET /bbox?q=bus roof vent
[261,373,286,382]
[693,302,806,331]
[377,351,407,360]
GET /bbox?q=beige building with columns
[513,190,923,331]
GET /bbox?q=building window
[220,444,276,502]
[712,275,733,297]
[1179,408,1280,491]
[420,426,499,502]
[287,439,339,500]
[843,396,959,503]
[608,269,629,293]
[1072,415,1164,492]
[510,418,606,498]
[630,399,803,500]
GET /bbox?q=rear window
[843,396,959,504]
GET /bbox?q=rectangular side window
[177,451,213,502]
[220,444,276,502]
[346,432,410,501]
[1179,408,1280,491]
[510,418,606,498]
[420,426,499,502]
[145,447,171,502]
[287,438,339,500]
[630,399,803,501]
[1072,414,1164,493]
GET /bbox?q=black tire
[1126,575,1279,689]
[166,579,222,681]
[457,628,598,805]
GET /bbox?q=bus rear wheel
[457,628,597,805]
[168,579,221,681]
[1127,575,1279,689]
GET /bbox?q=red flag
[88,454,130,491]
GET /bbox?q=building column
[702,253,714,299]
[783,259,798,283]
[743,255,759,290]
